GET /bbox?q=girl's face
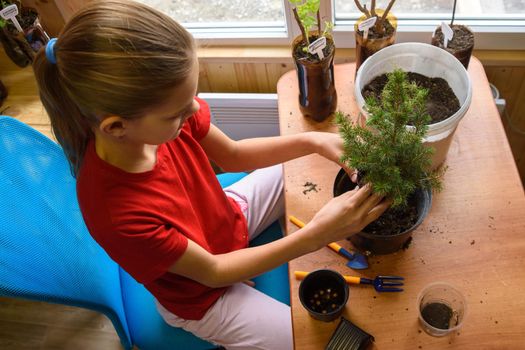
[125,56,200,145]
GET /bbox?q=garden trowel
[327,242,368,270]
[288,215,369,270]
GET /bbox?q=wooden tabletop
[277,58,525,349]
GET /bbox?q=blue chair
[0,116,289,350]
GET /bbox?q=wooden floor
[1,51,124,349]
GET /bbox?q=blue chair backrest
[0,116,132,349]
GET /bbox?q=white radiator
[198,93,280,140]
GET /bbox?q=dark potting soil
[362,72,460,124]
[5,8,38,33]
[307,287,344,314]
[433,25,474,51]
[293,35,334,63]
[362,191,418,236]
[356,19,395,39]
[421,302,455,329]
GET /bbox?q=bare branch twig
[293,7,308,44]
[354,0,371,18]
[371,0,377,17]
[380,0,396,25]
[376,0,397,34]
[317,9,322,37]
[451,0,457,25]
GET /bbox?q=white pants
[157,165,293,350]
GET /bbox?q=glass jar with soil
[354,11,397,76]
[431,24,474,70]
[292,33,337,123]
[418,282,467,337]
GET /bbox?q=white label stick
[308,36,327,60]
[0,4,23,33]
[441,22,454,48]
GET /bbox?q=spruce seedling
[336,69,444,207]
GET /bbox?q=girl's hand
[308,184,391,246]
[310,131,357,181]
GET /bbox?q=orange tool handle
[294,271,361,285]
[289,215,305,229]
[288,215,343,254]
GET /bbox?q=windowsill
[197,46,525,66]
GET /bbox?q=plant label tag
[441,21,454,48]
[358,16,377,40]
[0,4,23,33]
[308,36,326,60]
[358,16,377,31]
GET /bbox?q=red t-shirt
[77,98,248,320]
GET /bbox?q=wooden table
[277,58,525,349]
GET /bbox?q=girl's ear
[99,115,127,138]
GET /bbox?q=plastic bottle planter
[333,169,432,255]
[354,12,397,76]
[0,25,32,67]
[292,34,337,122]
[354,43,472,170]
[0,7,47,68]
[431,25,474,70]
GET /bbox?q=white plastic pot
[354,42,472,169]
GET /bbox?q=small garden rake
[295,271,404,292]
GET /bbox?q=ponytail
[31,0,195,177]
[33,47,94,176]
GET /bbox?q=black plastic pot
[299,269,349,322]
[333,168,432,254]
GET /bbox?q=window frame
[185,0,525,50]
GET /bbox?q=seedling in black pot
[299,269,349,322]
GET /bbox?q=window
[334,0,525,20]
[138,0,525,49]
[135,0,291,44]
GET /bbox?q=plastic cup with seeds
[417,282,467,337]
[298,269,349,322]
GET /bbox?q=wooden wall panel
[204,63,239,92]
[485,66,525,185]
[252,63,273,93]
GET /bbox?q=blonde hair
[33,0,195,176]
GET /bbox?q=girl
[33,1,389,349]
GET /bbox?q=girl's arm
[200,124,345,172]
[168,185,389,288]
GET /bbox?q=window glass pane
[334,0,525,19]
[136,0,285,25]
